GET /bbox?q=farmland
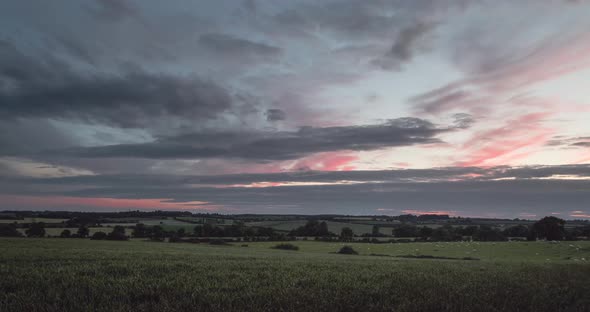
[1,238,589,312]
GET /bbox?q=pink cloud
[289,152,358,171]
[455,112,553,167]
[0,195,220,211]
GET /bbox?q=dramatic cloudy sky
[1,0,590,219]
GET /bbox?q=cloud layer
[1,0,589,217]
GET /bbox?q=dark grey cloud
[409,89,472,114]
[452,113,475,129]
[8,164,590,187]
[546,136,590,148]
[0,40,234,128]
[52,117,453,160]
[199,33,281,59]
[371,22,436,70]
[265,109,286,121]
[0,119,77,156]
[2,164,590,216]
[91,0,139,22]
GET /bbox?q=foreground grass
[1,239,589,311]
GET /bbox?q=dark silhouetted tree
[393,224,418,237]
[532,216,565,241]
[26,222,45,237]
[473,226,506,241]
[503,225,530,238]
[418,226,433,239]
[0,224,23,237]
[132,223,148,238]
[91,231,107,240]
[77,226,89,238]
[318,221,329,236]
[372,225,380,236]
[60,229,72,238]
[107,226,128,240]
[151,225,165,241]
[340,227,354,241]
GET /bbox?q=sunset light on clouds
[1,0,590,218]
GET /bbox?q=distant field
[0,218,68,224]
[16,227,134,236]
[245,220,393,235]
[245,240,590,262]
[0,238,589,311]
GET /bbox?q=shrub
[168,234,182,243]
[90,232,107,240]
[272,243,299,251]
[209,239,228,245]
[337,246,358,255]
[60,229,72,238]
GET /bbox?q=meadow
[1,238,589,311]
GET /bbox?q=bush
[209,239,228,245]
[169,234,182,243]
[337,246,358,255]
[272,243,299,251]
[90,232,107,240]
[60,229,72,238]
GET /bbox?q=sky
[1,0,590,219]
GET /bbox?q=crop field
[245,220,394,235]
[1,238,589,312]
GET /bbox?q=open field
[1,238,589,311]
[245,220,394,235]
[0,218,68,224]
[15,227,134,237]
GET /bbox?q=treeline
[390,216,590,241]
[2,216,589,243]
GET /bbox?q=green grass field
[1,238,589,311]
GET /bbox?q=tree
[458,226,478,236]
[372,225,380,236]
[77,226,89,238]
[418,226,433,239]
[0,224,23,237]
[318,221,329,236]
[132,223,148,238]
[151,225,165,241]
[25,222,45,237]
[393,224,418,238]
[340,227,354,241]
[60,229,72,238]
[288,220,334,237]
[430,225,461,241]
[91,231,107,240]
[532,216,565,241]
[503,225,530,238]
[107,226,128,241]
[473,226,506,241]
